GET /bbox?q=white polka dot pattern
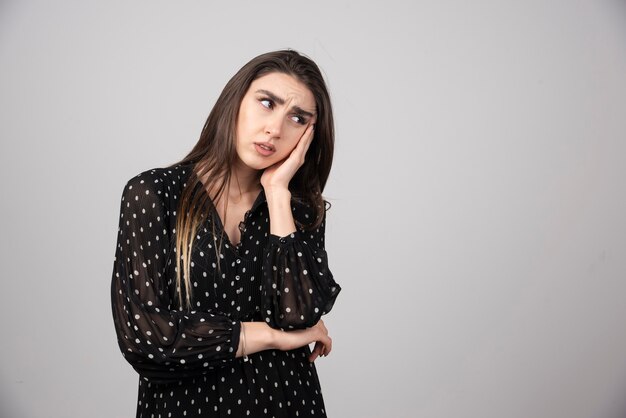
[110,163,341,417]
[262,229,340,330]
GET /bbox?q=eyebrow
[255,89,316,118]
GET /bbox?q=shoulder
[121,163,194,207]
[124,163,193,193]
[125,163,192,187]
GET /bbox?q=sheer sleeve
[262,207,341,330]
[110,172,241,383]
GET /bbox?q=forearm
[234,319,332,364]
[235,322,277,358]
[265,187,296,237]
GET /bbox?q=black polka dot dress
[110,163,342,417]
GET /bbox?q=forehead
[248,72,316,109]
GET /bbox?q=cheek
[276,139,299,159]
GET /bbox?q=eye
[259,98,273,109]
[291,115,308,125]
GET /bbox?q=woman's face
[235,72,317,172]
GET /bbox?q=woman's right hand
[272,319,332,363]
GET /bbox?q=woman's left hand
[261,123,315,191]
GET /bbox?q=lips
[254,142,276,156]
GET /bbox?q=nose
[264,114,283,138]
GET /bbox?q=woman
[110,49,342,417]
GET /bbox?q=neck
[196,158,262,204]
[229,157,262,196]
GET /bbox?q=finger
[295,122,313,143]
[303,124,315,154]
[274,122,313,172]
[309,341,323,362]
[323,337,332,356]
[291,124,315,164]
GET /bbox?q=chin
[238,155,274,171]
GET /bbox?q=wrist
[267,325,280,350]
[264,187,296,237]
[264,187,291,201]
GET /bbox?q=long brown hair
[166,49,335,309]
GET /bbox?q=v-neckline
[210,188,266,249]
[190,166,267,251]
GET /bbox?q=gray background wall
[1,1,625,417]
